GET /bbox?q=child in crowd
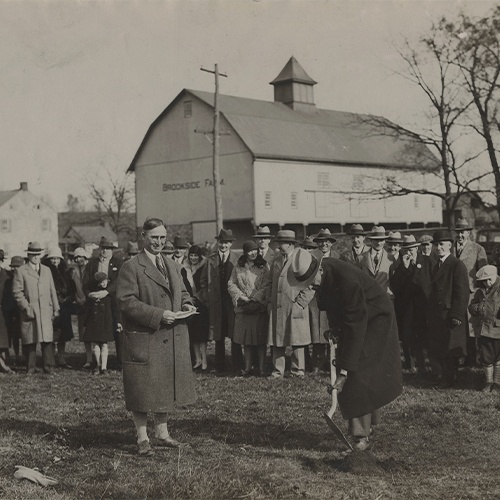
[469,265,500,392]
[82,272,121,375]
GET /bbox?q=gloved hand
[14,465,58,487]
[448,317,462,329]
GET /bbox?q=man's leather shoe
[137,440,154,456]
[154,436,181,448]
[353,436,371,451]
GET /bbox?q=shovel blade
[323,412,354,451]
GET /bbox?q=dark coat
[339,245,369,265]
[1,270,20,342]
[317,258,402,420]
[82,282,117,343]
[198,250,239,341]
[116,251,195,413]
[357,248,394,294]
[427,254,469,359]
[0,269,9,349]
[390,254,432,348]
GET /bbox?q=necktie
[156,255,169,284]
[374,253,379,266]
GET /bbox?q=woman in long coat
[116,218,196,455]
[289,249,403,451]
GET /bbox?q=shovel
[323,336,353,452]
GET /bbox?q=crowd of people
[0,215,498,454]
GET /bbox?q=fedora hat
[401,235,420,249]
[126,241,140,255]
[368,226,389,240]
[173,235,190,248]
[26,241,44,255]
[10,256,25,268]
[476,265,498,281]
[348,224,366,236]
[72,247,89,259]
[313,228,336,243]
[253,226,274,239]
[387,231,403,244]
[419,234,433,244]
[454,218,473,231]
[432,230,454,243]
[287,248,323,290]
[300,236,318,249]
[216,228,236,242]
[275,229,297,244]
[99,236,116,249]
[162,240,175,255]
[47,246,64,259]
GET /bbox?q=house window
[291,192,298,209]
[264,191,272,209]
[42,219,51,231]
[184,101,192,118]
[414,195,419,209]
[317,172,330,189]
[1,219,11,232]
[431,197,437,209]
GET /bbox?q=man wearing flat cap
[418,234,435,259]
[452,218,487,366]
[83,236,123,369]
[198,228,243,373]
[339,224,369,265]
[427,230,469,388]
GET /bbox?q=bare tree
[86,168,135,234]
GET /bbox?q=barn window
[1,219,11,232]
[291,192,298,209]
[414,195,419,209]
[42,219,51,231]
[265,191,272,209]
[317,172,330,189]
[184,101,192,118]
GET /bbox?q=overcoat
[317,258,403,420]
[357,248,394,294]
[469,277,500,339]
[198,250,238,341]
[0,269,10,349]
[427,254,469,359]
[339,245,369,265]
[390,254,432,347]
[116,251,195,413]
[12,263,59,344]
[267,251,314,347]
[453,240,487,337]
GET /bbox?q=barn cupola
[270,56,317,112]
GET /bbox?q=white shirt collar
[144,248,159,266]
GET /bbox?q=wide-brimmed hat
[313,228,336,243]
[387,231,403,244]
[162,241,175,254]
[275,230,298,244]
[26,241,44,255]
[476,265,498,281]
[419,234,433,244]
[432,230,454,243]
[216,229,236,242]
[348,224,366,236]
[72,247,89,259]
[126,241,140,255]
[253,226,274,239]
[46,246,64,259]
[173,235,189,248]
[287,248,323,289]
[300,236,318,249]
[401,235,420,249]
[99,236,116,249]
[10,256,25,267]
[454,218,473,231]
[94,271,108,283]
[368,226,389,240]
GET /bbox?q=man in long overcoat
[116,218,196,456]
[289,248,402,451]
[198,228,242,373]
[12,242,59,374]
[267,230,314,378]
[452,218,487,365]
[428,230,470,388]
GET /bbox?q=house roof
[129,88,439,172]
[0,190,19,208]
[64,225,118,245]
[58,212,136,240]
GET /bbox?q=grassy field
[0,342,499,500]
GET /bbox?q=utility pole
[200,64,227,235]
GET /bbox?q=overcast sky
[0,0,495,210]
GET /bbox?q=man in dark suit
[83,236,123,368]
[390,235,432,373]
[428,230,470,388]
[289,249,402,452]
[452,218,487,366]
[199,229,242,373]
[339,224,369,265]
[116,218,196,456]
